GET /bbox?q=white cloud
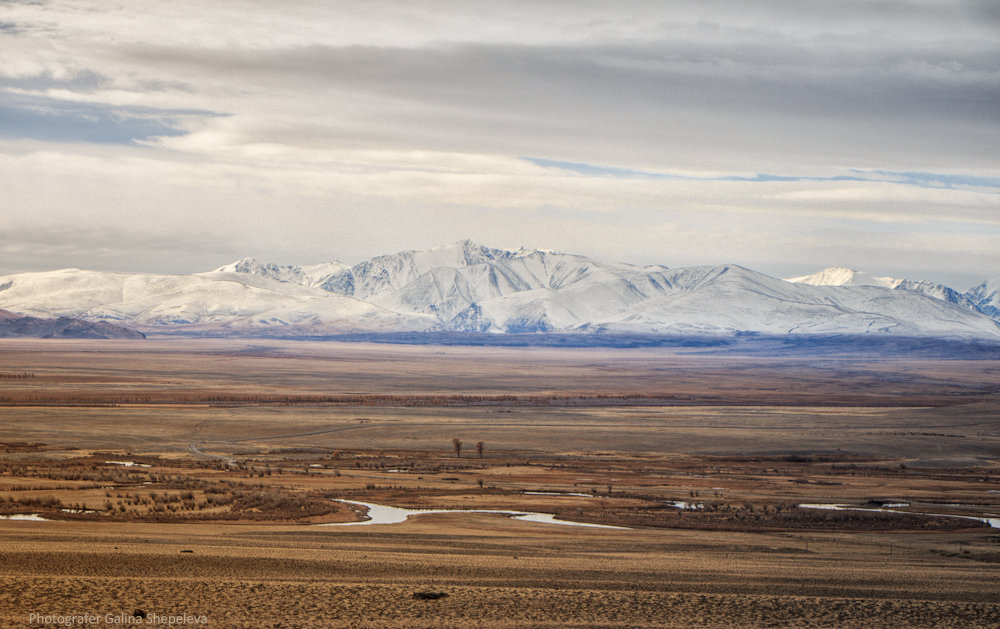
[0,0,997,287]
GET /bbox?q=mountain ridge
[0,242,997,340]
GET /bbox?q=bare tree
[475,441,484,459]
[452,438,462,457]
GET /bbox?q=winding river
[318,499,629,529]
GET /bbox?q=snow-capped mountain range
[0,241,998,339]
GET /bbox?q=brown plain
[0,338,998,628]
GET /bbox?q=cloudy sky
[0,0,997,288]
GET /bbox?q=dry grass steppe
[0,338,997,627]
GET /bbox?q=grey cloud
[19,1,999,170]
[0,69,106,92]
[0,226,244,275]
[143,36,998,169]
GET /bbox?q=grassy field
[0,338,998,627]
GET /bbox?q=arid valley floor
[0,338,998,627]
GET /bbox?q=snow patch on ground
[0,514,48,521]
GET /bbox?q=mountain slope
[966,279,1000,319]
[621,265,998,337]
[0,269,431,335]
[314,240,658,302]
[219,246,999,338]
[467,264,1000,337]
[1,244,997,339]
[305,240,670,324]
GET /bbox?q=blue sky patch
[522,157,1000,193]
[519,157,675,179]
[0,94,213,145]
[853,170,1000,190]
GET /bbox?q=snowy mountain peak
[211,258,309,285]
[786,267,901,289]
[209,257,348,287]
[431,240,575,265]
[787,267,983,314]
[428,239,520,265]
[213,257,271,275]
